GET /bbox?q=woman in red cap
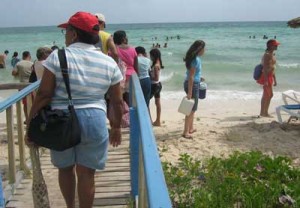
[26,12,123,207]
[257,39,279,117]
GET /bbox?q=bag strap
[57,49,73,105]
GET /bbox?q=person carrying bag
[28,49,81,151]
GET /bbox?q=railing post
[138,142,147,208]
[129,107,139,199]
[0,174,5,208]
[16,101,29,174]
[6,107,16,184]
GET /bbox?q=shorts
[150,82,162,99]
[140,77,151,107]
[50,108,109,170]
[184,80,199,112]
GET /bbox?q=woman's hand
[109,128,122,147]
[186,94,192,100]
[24,132,36,147]
[264,81,269,87]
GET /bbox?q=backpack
[253,64,263,80]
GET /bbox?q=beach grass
[162,151,300,208]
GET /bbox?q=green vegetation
[162,151,300,208]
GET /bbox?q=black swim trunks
[150,82,162,99]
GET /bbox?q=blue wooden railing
[0,76,172,207]
[0,81,40,206]
[129,74,172,207]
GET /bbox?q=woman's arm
[263,53,272,86]
[187,67,195,99]
[133,56,139,75]
[273,74,277,86]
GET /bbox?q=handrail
[0,81,40,205]
[0,81,40,113]
[129,74,172,208]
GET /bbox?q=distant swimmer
[163,42,168,48]
[11,51,20,68]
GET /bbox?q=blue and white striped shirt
[43,43,123,112]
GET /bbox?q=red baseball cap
[58,11,99,35]
[267,39,280,47]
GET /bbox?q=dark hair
[135,46,146,55]
[12,51,18,57]
[22,51,30,59]
[150,48,164,69]
[51,45,59,51]
[36,47,52,60]
[4,50,9,54]
[113,30,127,45]
[184,40,205,69]
[71,25,99,45]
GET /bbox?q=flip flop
[182,134,193,139]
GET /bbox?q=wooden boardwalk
[5,130,131,208]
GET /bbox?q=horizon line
[0,20,288,29]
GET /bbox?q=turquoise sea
[0,22,299,100]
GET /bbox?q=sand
[149,92,300,166]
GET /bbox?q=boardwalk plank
[6,132,132,207]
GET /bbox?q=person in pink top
[113,30,138,106]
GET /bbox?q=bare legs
[152,97,161,126]
[260,85,273,117]
[59,166,76,208]
[59,165,96,208]
[182,111,195,138]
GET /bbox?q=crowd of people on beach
[0,10,281,207]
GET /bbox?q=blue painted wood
[129,107,139,198]
[0,81,40,113]
[130,74,172,208]
[0,174,4,208]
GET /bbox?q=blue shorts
[140,77,151,107]
[50,108,109,170]
[184,80,199,111]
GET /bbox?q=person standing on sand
[135,46,151,108]
[95,13,119,63]
[0,50,9,68]
[257,39,279,117]
[149,48,164,126]
[182,40,205,138]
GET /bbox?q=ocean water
[0,22,299,100]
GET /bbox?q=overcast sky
[0,0,299,27]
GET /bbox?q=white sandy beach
[149,91,300,166]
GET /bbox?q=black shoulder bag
[29,61,37,83]
[28,49,81,151]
